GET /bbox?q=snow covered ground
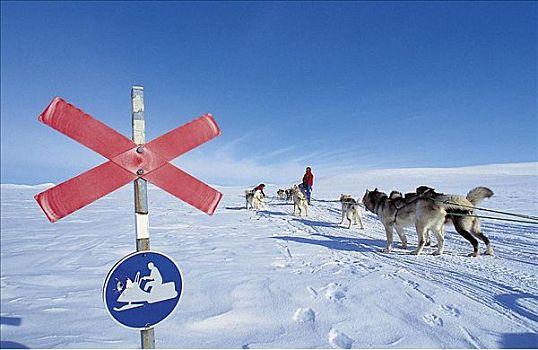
[1,163,537,348]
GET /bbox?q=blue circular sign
[103,251,183,329]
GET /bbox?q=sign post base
[141,328,155,349]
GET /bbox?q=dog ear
[374,188,378,192]
[416,186,435,195]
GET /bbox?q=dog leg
[473,231,493,255]
[432,225,445,256]
[357,212,364,230]
[394,225,407,249]
[347,216,352,229]
[352,211,359,227]
[424,230,431,246]
[340,210,345,225]
[453,219,480,257]
[382,224,394,253]
[412,223,427,255]
[471,218,494,255]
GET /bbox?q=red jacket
[254,184,266,196]
[302,170,314,187]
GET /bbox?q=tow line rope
[266,196,538,225]
[445,212,538,225]
[262,196,279,204]
[431,198,538,222]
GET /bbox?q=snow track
[1,168,537,348]
[261,195,537,348]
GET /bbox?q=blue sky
[1,1,536,186]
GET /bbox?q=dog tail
[466,187,494,205]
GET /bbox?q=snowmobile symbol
[103,251,182,329]
[114,262,178,312]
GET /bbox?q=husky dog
[245,190,254,209]
[277,189,287,200]
[285,188,293,201]
[339,194,364,229]
[245,189,265,210]
[362,188,417,252]
[252,190,265,210]
[292,185,308,216]
[413,186,494,257]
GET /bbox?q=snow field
[1,163,537,348]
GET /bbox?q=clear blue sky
[1,1,536,186]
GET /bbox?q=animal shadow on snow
[225,206,247,210]
[496,291,538,323]
[0,316,29,349]
[271,202,293,206]
[312,199,339,203]
[326,208,340,215]
[501,332,538,349]
[257,210,288,217]
[291,218,338,228]
[273,233,385,253]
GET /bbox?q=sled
[114,271,178,312]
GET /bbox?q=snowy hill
[1,163,537,348]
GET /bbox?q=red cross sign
[34,97,223,222]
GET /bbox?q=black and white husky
[414,186,494,257]
[339,194,364,229]
[276,188,293,201]
[245,189,264,210]
[361,189,415,252]
[285,188,293,201]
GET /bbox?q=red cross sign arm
[35,162,137,222]
[38,97,137,159]
[35,97,223,222]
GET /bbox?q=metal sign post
[131,86,155,348]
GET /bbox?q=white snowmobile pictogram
[113,262,178,312]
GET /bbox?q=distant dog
[285,188,293,201]
[362,188,416,252]
[245,190,254,209]
[277,189,287,200]
[413,186,494,257]
[292,185,308,216]
[339,194,364,229]
[245,189,265,210]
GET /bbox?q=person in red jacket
[253,183,266,197]
[301,167,314,204]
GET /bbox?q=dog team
[245,166,494,257]
[362,185,494,257]
[246,167,314,215]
